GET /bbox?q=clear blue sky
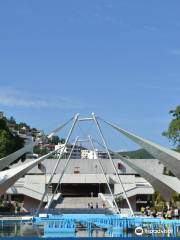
[0,0,179,150]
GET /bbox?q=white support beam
[93,138,179,201]
[45,137,79,209]
[35,114,79,215]
[88,136,121,215]
[0,146,63,194]
[92,113,134,216]
[0,117,73,171]
[102,118,180,180]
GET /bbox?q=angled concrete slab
[104,120,180,179]
[0,118,72,171]
[0,147,62,194]
[113,153,176,200]
[0,141,38,171]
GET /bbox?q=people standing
[152,209,157,218]
[140,206,145,215]
[174,207,179,219]
[167,208,172,219]
[90,202,93,209]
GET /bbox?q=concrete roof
[107,120,180,179]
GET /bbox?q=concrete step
[48,208,114,214]
[55,197,103,209]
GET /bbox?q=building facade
[55,143,82,159]
[4,158,160,212]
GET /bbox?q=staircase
[56,197,100,209]
[52,196,113,214]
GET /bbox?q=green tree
[163,105,180,150]
[18,122,30,130]
[154,191,165,204]
[115,194,124,208]
[0,118,24,159]
[33,146,49,156]
[48,136,65,145]
[49,135,60,145]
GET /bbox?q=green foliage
[153,191,180,208]
[33,146,49,155]
[154,192,165,204]
[48,136,65,145]
[18,122,30,129]
[0,118,9,130]
[163,105,180,147]
[171,192,180,202]
[49,135,60,145]
[0,202,15,213]
[0,118,24,159]
[120,148,154,159]
[115,194,124,207]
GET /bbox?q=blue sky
[0,0,179,150]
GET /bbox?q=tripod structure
[2,112,180,216]
[35,113,134,216]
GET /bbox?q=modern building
[81,149,115,159]
[4,157,158,212]
[1,113,180,215]
[81,149,97,159]
[55,143,82,159]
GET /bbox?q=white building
[4,158,157,212]
[81,149,97,159]
[81,149,115,159]
[55,143,82,159]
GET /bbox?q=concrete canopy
[111,152,178,201]
[104,120,180,180]
[0,141,38,171]
[0,147,62,194]
[93,138,180,201]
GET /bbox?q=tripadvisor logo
[135,227,143,236]
[135,227,173,236]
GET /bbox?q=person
[96,202,98,208]
[90,202,93,209]
[167,208,172,219]
[140,206,145,215]
[145,206,148,216]
[174,208,179,219]
[178,208,180,219]
[102,202,106,208]
[144,206,151,216]
[162,206,168,219]
[88,203,90,208]
[152,209,157,218]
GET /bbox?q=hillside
[120,148,155,159]
[0,118,24,159]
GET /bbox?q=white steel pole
[35,114,79,215]
[88,135,121,215]
[92,113,134,216]
[46,136,79,209]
